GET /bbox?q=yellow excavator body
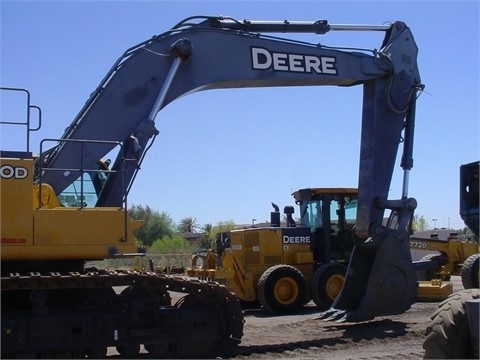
[1,156,142,261]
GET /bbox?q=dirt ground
[108,277,463,359]
[232,301,438,360]
[230,277,463,360]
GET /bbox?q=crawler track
[1,269,244,358]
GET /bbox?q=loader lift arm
[37,16,422,321]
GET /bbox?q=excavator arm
[37,16,422,321]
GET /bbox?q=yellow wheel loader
[188,188,358,313]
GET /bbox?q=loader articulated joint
[375,197,417,211]
[170,38,193,62]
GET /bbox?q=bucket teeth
[317,309,348,322]
[317,309,340,320]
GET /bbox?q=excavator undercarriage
[1,268,243,358]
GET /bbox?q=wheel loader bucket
[319,228,417,322]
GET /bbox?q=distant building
[413,229,462,241]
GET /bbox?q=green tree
[198,223,213,250]
[147,234,197,270]
[208,220,236,249]
[129,204,176,247]
[149,234,196,254]
[178,216,199,233]
[201,223,213,236]
[412,214,429,231]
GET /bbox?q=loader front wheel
[310,263,346,310]
[461,254,479,289]
[423,288,480,359]
[257,265,306,314]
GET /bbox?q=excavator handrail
[0,87,42,153]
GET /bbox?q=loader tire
[309,263,346,310]
[257,264,307,314]
[423,288,480,359]
[461,254,479,289]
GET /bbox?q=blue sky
[1,0,478,230]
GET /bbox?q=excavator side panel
[0,157,34,247]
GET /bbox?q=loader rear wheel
[310,263,346,310]
[423,288,480,359]
[461,254,479,289]
[257,265,306,314]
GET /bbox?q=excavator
[1,15,422,358]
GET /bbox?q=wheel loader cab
[293,188,358,265]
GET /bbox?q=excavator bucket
[319,228,417,322]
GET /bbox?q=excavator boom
[32,15,421,325]
[39,18,420,224]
